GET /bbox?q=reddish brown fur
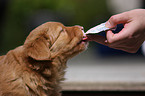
[0,22,88,96]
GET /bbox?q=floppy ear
[25,36,51,61]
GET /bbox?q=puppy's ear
[25,36,51,60]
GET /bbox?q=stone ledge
[62,82,145,91]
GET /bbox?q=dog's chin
[78,35,88,50]
[65,40,88,60]
[78,40,88,47]
[77,40,88,52]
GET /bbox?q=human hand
[87,9,145,53]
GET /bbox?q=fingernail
[105,40,108,43]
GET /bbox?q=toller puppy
[0,22,88,96]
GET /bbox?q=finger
[106,23,133,44]
[106,12,130,28]
[87,34,107,45]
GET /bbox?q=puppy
[0,22,88,96]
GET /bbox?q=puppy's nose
[75,25,84,30]
[75,25,86,36]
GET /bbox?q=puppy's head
[24,22,88,61]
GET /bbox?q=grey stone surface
[62,47,145,91]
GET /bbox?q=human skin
[87,9,145,53]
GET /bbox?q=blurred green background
[1,1,145,94]
[0,0,110,54]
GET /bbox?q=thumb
[106,12,130,28]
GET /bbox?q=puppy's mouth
[82,35,88,42]
[77,26,88,45]
[78,35,88,45]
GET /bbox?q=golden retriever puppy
[0,22,88,96]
